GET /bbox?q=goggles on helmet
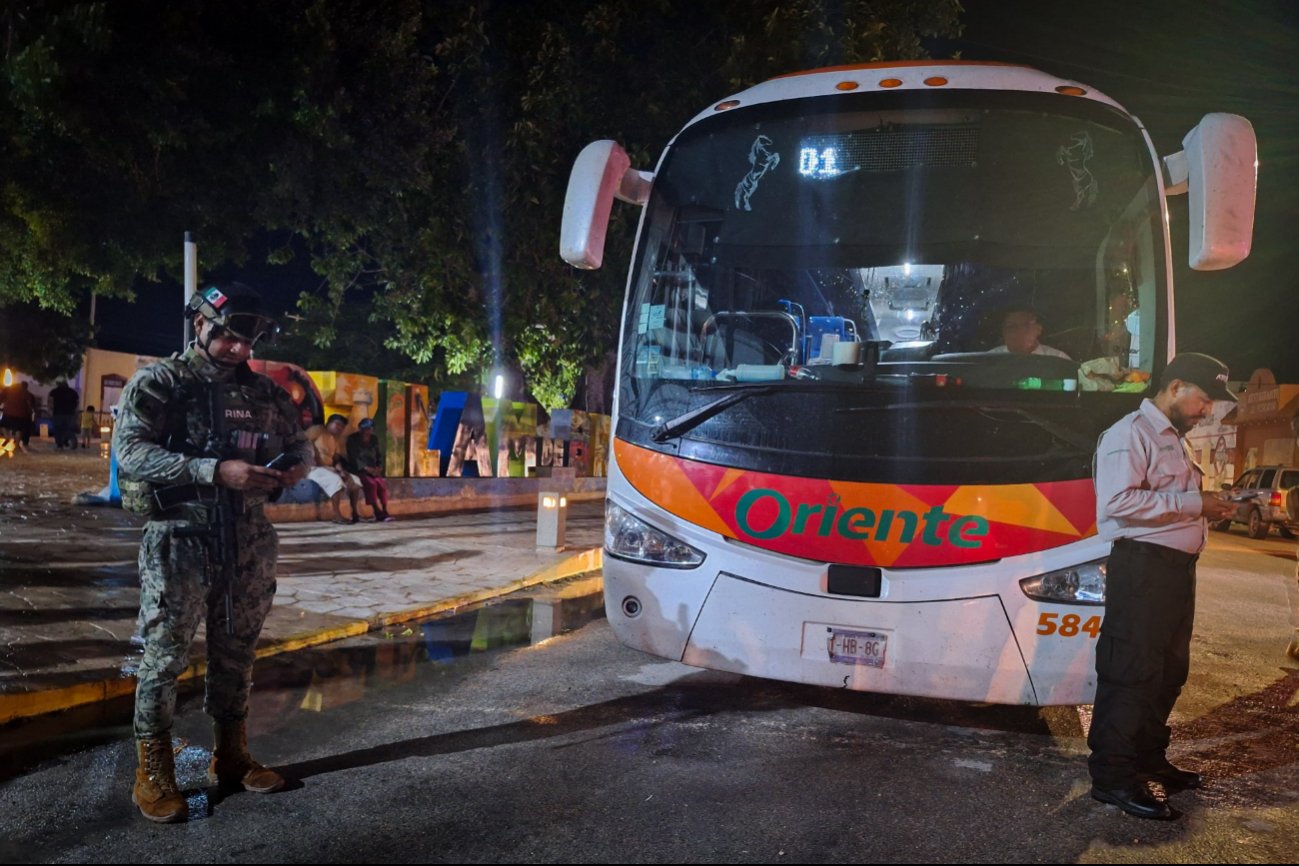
[187,285,280,347]
[212,313,280,346]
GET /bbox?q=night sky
[95,0,1299,382]
[952,0,1299,383]
[94,232,316,359]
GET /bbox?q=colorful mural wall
[303,370,611,481]
[408,385,437,477]
[247,360,324,430]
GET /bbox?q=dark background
[94,0,1298,382]
[951,0,1299,383]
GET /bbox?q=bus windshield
[618,91,1165,482]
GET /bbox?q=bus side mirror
[559,140,653,270]
[1162,113,1256,271]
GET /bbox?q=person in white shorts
[305,414,363,523]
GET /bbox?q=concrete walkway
[0,439,604,724]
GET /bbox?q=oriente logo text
[735,488,990,548]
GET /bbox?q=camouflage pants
[133,508,278,739]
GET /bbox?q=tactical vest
[119,354,288,518]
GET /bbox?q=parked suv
[1212,465,1299,539]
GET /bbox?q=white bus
[561,61,1256,705]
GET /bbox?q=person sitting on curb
[346,417,395,522]
[305,414,364,524]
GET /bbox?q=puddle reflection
[290,583,604,715]
[0,582,605,782]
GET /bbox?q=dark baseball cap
[358,417,374,429]
[1160,352,1236,402]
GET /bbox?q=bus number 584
[1037,612,1102,638]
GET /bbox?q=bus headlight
[1020,558,1106,605]
[605,502,705,568]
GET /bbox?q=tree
[1,0,963,406]
[0,303,93,381]
[387,0,962,405]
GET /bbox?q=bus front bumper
[681,572,1041,705]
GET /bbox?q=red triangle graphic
[677,459,729,499]
[896,484,963,509]
[888,520,1080,568]
[1032,479,1097,535]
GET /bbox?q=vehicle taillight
[1270,491,1284,507]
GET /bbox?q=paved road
[1,532,1296,863]
[0,443,604,723]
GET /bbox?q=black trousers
[1088,538,1197,788]
[53,414,77,447]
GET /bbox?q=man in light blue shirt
[1088,353,1237,820]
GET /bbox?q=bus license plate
[828,628,888,668]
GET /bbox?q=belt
[1112,537,1198,567]
[152,484,259,520]
[152,483,219,513]
[155,502,263,521]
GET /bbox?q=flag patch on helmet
[202,286,228,309]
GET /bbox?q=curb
[0,548,603,726]
[265,490,606,524]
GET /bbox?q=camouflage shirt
[113,348,314,507]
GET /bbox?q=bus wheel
[1247,508,1269,539]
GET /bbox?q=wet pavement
[4,444,1299,861]
[0,438,604,725]
[3,553,1297,863]
[0,573,606,784]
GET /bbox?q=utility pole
[183,231,198,349]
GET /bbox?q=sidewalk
[0,439,604,725]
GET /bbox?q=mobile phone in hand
[264,453,302,471]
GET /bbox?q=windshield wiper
[651,385,775,442]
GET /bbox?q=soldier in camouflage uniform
[113,283,314,823]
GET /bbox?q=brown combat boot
[208,720,286,793]
[132,738,188,823]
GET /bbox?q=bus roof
[681,60,1127,133]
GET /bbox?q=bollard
[537,491,568,550]
[530,599,562,644]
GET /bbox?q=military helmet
[186,282,280,346]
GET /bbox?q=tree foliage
[0,0,961,402]
[0,303,93,381]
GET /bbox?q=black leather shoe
[1091,785,1175,820]
[1142,763,1203,790]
